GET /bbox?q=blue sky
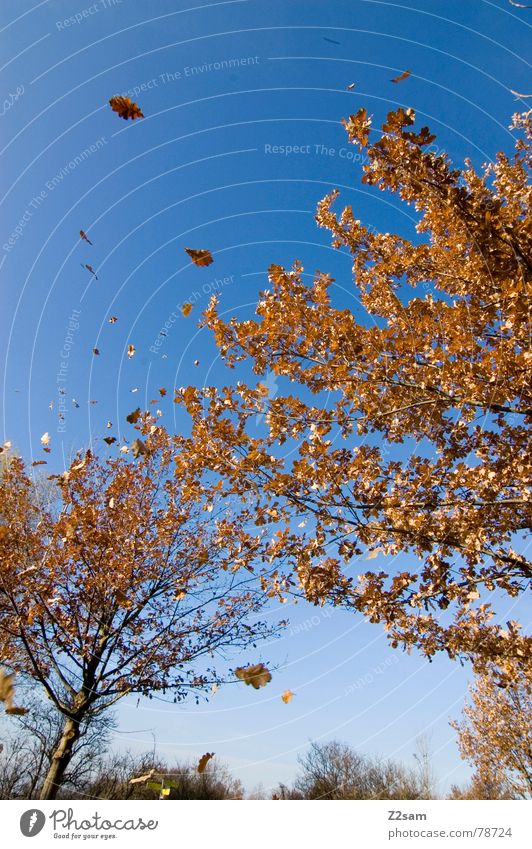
[1,0,530,795]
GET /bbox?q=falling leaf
[73,399,80,408]
[510,89,532,98]
[391,70,411,83]
[210,683,218,696]
[0,669,27,716]
[109,95,144,120]
[185,248,213,267]
[509,1,532,7]
[89,400,98,405]
[108,316,118,324]
[323,36,341,45]
[103,436,116,446]
[40,432,50,447]
[129,768,155,785]
[346,83,356,91]
[159,387,167,397]
[49,401,54,411]
[160,788,170,797]
[130,387,140,393]
[126,408,141,424]
[92,348,100,356]
[120,445,129,454]
[182,303,193,317]
[80,229,93,245]
[31,460,47,467]
[84,264,98,280]
[127,344,135,359]
[106,421,112,428]
[281,690,295,704]
[194,360,199,366]
[197,752,215,774]
[131,439,148,459]
[234,663,272,689]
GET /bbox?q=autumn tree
[0,418,276,800]
[176,108,531,677]
[451,663,532,799]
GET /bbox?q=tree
[0,418,276,800]
[451,663,532,799]
[291,740,426,800]
[176,107,531,676]
[0,688,113,799]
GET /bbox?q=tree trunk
[39,716,81,800]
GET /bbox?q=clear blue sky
[1,0,530,795]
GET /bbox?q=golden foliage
[451,663,532,798]
[175,107,532,676]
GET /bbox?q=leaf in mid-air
[197,752,215,773]
[126,408,141,424]
[390,70,411,83]
[109,95,144,120]
[129,768,155,785]
[185,248,213,267]
[235,663,272,689]
[131,439,148,459]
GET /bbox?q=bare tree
[293,740,428,800]
[0,685,112,799]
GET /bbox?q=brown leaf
[234,663,272,689]
[109,95,144,120]
[159,387,167,397]
[0,669,26,715]
[103,436,116,445]
[281,689,295,704]
[131,439,148,459]
[185,248,213,267]
[80,229,93,245]
[182,303,193,317]
[197,752,215,773]
[126,408,141,424]
[391,70,411,83]
[127,344,135,359]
